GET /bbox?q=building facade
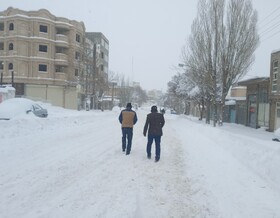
[269,51,280,131]
[238,77,270,129]
[0,7,86,109]
[85,32,109,109]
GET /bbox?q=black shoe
[155,157,160,162]
[126,152,130,155]
[147,154,151,159]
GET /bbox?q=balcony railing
[56,34,69,44]
[55,53,68,66]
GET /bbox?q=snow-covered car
[0,98,48,120]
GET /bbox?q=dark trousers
[146,135,161,160]
[122,128,133,153]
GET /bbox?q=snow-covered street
[1,106,280,218]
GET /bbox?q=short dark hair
[151,105,157,112]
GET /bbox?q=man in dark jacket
[143,105,165,162]
[119,103,138,155]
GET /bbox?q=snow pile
[0,105,279,218]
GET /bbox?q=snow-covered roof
[226,96,246,101]
[238,77,270,86]
[225,100,236,105]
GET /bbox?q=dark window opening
[0,23,4,31]
[9,23,14,31]
[39,45,48,52]
[40,25,48,33]
[9,63,13,70]
[0,61,4,70]
[9,43,14,50]
[75,52,80,60]
[39,64,47,72]
[55,66,65,72]
[76,34,80,43]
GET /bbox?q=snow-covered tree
[182,0,259,126]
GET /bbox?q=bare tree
[183,0,259,126]
[132,85,148,107]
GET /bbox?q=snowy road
[0,107,280,218]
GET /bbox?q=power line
[259,14,280,36]
[259,20,280,38]
[257,4,280,43]
[258,5,280,26]
[261,29,280,42]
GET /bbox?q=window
[101,52,104,59]
[39,64,47,72]
[0,23,4,31]
[75,51,80,60]
[8,63,13,70]
[277,108,280,118]
[75,69,79,76]
[76,34,80,43]
[0,42,4,50]
[55,66,64,72]
[39,45,48,52]
[273,60,279,92]
[9,43,13,50]
[100,64,104,71]
[272,81,277,92]
[0,61,3,70]
[56,47,65,53]
[9,23,14,31]
[40,25,48,33]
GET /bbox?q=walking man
[119,103,138,155]
[143,105,165,162]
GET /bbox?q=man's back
[144,112,165,136]
[120,109,137,128]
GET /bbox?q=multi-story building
[86,32,109,109]
[269,50,280,131]
[0,7,86,109]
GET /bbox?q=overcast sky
[1,0,280,91]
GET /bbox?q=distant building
[238,77,270,129]
[85,32,109,109]
[224,85,247,124]
[269,50,280,131]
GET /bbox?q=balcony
[55,72,67,81]
[55,53,68,66]
[55,34,69,47]
[55,21,71,31]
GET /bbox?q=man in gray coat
[143,105,165,162]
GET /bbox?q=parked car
[0,98,48,120]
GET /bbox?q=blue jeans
[146,135,161,160]
[122,128,133,153]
